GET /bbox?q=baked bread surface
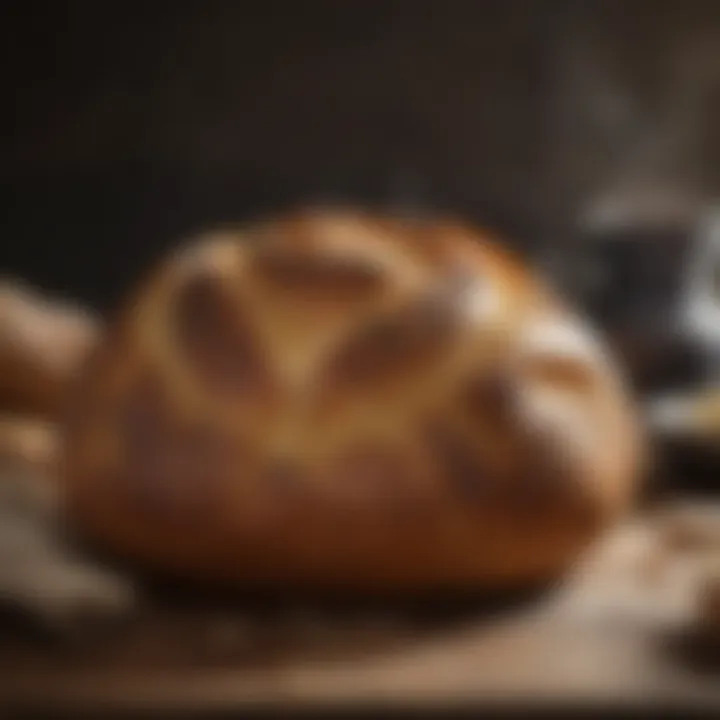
[61,209,643,591]
[0,279,100,417]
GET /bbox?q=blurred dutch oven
[644,209,720,494]
[554,198,720,495]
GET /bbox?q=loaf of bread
[0,279,101,417]
[60,210,644,592]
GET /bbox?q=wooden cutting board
[0,515,718,715]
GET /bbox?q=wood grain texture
[0,516,718,714]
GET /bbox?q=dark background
[2,1,720,317]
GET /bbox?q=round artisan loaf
[60,209,644,592]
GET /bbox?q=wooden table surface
[1,516,719,716]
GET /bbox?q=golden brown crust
[0,279,100,418]
[0,414,58,476]
[60,209,644,592]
